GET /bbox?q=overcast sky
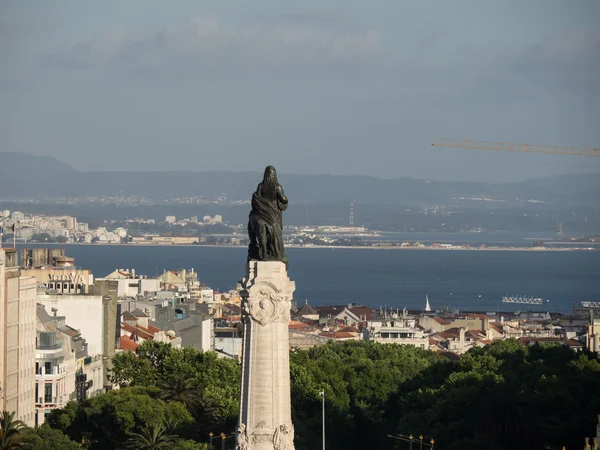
[1,0,599,182]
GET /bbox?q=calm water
[51,245,600,314]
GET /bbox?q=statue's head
[263,165,278,185]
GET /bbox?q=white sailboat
[425,295,431,312]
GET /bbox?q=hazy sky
[1,1,599,182]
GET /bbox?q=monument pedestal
[237,261,295,450]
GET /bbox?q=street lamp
[221,432,226,450]
[320,389,326,450]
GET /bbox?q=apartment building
[0,248,37,426]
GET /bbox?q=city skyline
[1,1,599,183]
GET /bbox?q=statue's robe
[248,181,288,262]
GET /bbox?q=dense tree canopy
[41,339,600,450]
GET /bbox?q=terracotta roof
[489,323,504,334]
[349,307,377,320]
[121,322,155,340]
[467,330,484,340]
[441,351,461,361]
[434,327,463,340]
[319,331,357,339]
[315,306,347,316]
[466,313,488,319]
[289,321,310,330]
[565,339,583,347]
[223,303,241,314]
[434,317,452,325]
[119,335,139,351]
[298,301,318,316]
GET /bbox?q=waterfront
[51,245,599,314]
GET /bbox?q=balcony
[35,395,66,407]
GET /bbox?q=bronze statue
[247,166,288,266]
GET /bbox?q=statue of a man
[247,165,288,266]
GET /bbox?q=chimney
[459,328,465,347]
[131,268,136,278]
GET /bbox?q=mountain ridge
[0,152,597,206]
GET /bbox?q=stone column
[237,261,295,450]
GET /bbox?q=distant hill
[0,152,598,207]
[0,152,76,174]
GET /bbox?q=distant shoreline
[13,243,598,252]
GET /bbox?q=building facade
[0,248,37,426]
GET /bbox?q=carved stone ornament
[273,423,295,450]
[235,423,249,450]
[245,286,291,326]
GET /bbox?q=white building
[35,303,106,425]
[165,216,176,224]
[198,287,214,306]
[35,311,76,425]
[0,249,37,426]
[97,269,160,298]
[11,211,25,222]
[366,314,431,350]
[36,294,104,356]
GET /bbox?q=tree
[125,423,179,450]
[0,411,27,450]
[22,424,82,450]
[156,375,218,426]
[108,342,240,430]
[48,388,194,450]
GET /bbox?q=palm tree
[0,411,27,450]
[125,423,179,450]
[483,383,539,450]
[157,375,204,412]
[157,375,224,434]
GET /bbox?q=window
[63,283,68,289]
[381,333,389,338]
[35,383,38,400]
[70,284,74,289]
[44,383,52,403]
[44,362,52,374]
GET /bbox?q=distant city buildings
[203,215,223,224]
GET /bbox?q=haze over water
[55,245,599,315]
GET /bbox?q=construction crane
[431,138,600,157]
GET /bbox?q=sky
[1,0,599,183]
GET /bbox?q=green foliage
[172,439,208,450]
[110,341,240,431]
[289,341,443,450]
[46,339,600,450]
[48,387,194,450]
[388,340,600,450]
[125,423,179,450]
[0,411,27,450]
[22,424,82,450]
